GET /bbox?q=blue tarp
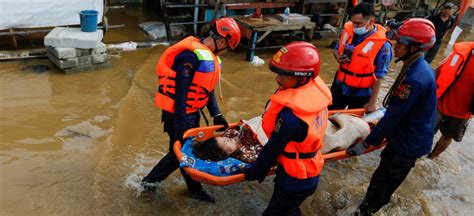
[179,137,251,176]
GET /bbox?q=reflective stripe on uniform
[194,49,214,61]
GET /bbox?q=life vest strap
[158,85,175,98]
[186,96,208,101]
[186,103,201,110]
[339,67,374,77]
[159,75,176,81]
[281,151,318,159]
[159,85,209,102]
[190,83,212,95]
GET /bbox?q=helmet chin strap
[395,45,421,63]
[212,38,228,54]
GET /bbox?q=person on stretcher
[192,110,384,163]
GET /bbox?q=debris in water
[108,42,138,51]
[56,121,106,140]
[250,56,265,67]
[31,64,49,73]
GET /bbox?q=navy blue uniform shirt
[245,107,319,191]
[365,56,437,158]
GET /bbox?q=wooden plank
[252,23,315,32]
[235,16,315,31]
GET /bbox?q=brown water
[1,6,473,216]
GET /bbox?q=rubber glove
[213,114,229,132]
[347,142,369,156]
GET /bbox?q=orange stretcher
[173,108,386,186]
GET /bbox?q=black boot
[140,181,157,192]
[354,200,374,216]
[189,187,215,203]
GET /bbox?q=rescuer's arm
[333,42,350,63]
[206,92,221,117]
[364,80,422,146]
[206,92,228,131]
[244,108,307,182]
[173,51,199,139]
[365,79,383,112]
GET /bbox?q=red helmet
[269,42,320,78]
[391,18,436,51]
[211,17,241,50]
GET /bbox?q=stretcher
[173,109,386,186]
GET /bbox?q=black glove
[213,114,229,132]
[346,142,369,156]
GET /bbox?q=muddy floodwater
[1,7,474,216]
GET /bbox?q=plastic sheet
[0,0,103,30]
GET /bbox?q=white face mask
[354,20,370,35]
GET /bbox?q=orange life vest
[336,22,388,88]
[155,36,221,114]
[436,42,474,99]
[261,77,332,179]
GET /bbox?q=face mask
[354,21,369,35]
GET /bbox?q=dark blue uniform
[244,108,319,215]
[143,51,221,193]
[330,27,393,109]
[358,56,437,214]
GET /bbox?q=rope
[199,109,210,126]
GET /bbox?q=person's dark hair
[192,138,229,161]
[350,2,375,18]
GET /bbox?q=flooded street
[1,6,474,216]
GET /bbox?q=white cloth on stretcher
[240,114,371,154]
[242,116,268,145]
[0,0,103,30]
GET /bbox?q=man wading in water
[141,17,241,203]
[348,18,437,215]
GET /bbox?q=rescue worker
[141,17,241,203]
[428,42,474,159]
[425,2,456,63]
[243,42,332,215]
[347,18,437,215]
[329,2,392,112]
